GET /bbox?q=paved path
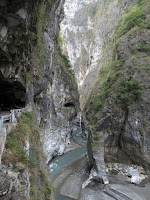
[0,110,21,168]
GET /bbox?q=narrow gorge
[0,0,150,200]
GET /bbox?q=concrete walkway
[0,110,20,168]
[0,126,7,168]
[0,122,17,167]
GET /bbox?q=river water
[49,128,87,200]
[49,128,150,200]
[50,148,86,180]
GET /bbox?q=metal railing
[0,108,24,129]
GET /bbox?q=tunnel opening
[64,102,74,107]
[0,76,26,111]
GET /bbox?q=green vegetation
[137,43,150,52]
[58,34,66,45]
[86,60,143,125]
[92,132,101,148]
[43,12,51,24]
[92,132,101,141]
[58,46,77,88]
[3,112,52,200]
[90,5,97,16]
[30,167,52,200]
[85,59,125,118]
[92,74,117,111]
[115,6,146,38]
[98,62,111,79]
[114,0,150,38]
[137,0,145,6]
[29,0,54,82]
[5,112,34,165]
[85,1,148,127]
[99,59,126,79]
[40,169,52,199]
[132,42,150,53]
[36,3,48,64]
[30,1,52,70]
[117,78,142,110]
[47,0,55,6]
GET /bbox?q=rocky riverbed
[50,129,150,200]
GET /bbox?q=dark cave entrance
[64,102,75,107]
[0,77,26,111]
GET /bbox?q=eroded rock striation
[0,0,79,163]
[85,0,150,182]
[1,0,150,199]
[0,0,79,199]
[60,0,135,108]
[61,0,150,184]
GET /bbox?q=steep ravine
[0,0,80,199]
[1,0,150,200]
[60,0,136,108]
[50,129,150,200]
[50,128,87,200]
[84,0,150,181]
[59,0,150,199]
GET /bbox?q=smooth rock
[16,9,27,19]
[16,163,25,171]
[128,168,140,177]
[131,176,142,184]
[0,26,8,37]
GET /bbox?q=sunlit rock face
[60,0,150,183]
[0,0,81,197]
[60,0,134,108]
[60,0,99,90]
[0,0,80,164]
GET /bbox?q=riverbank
[49,129,150,200]
[54,156,89,200]
[51,153,150,200]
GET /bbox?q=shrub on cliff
[3,112,52,200]
[117,78,142,110]
[115,7,146,37]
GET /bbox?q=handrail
[0,108,24,129]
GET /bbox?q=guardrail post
[1,116,4,126]
[11,111,15,123]
[0,116,2,128]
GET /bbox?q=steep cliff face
[0,0,79,163]
[61,0,150,183]
[1,0,150,198]
[0,0,79,199]
[84,0,150,180]
[27,0,79,163]
[60,0,134,108]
